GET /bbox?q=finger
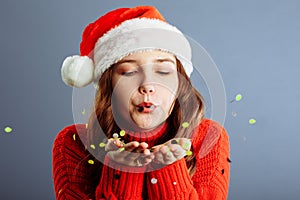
[170,144,186,159]
[124,141,140,152]
[139,142,149,149]
[178,138,191,150]
[150,144,163,152]
[143,148,151,156]
[154,152,164,164]
[105,139,121,151]
[135,142,149,153]
[162,149,176,165]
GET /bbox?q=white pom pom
[61,55,94,87]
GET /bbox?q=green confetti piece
[182,122,189,128]
[186,150,193,156]
[4,126,12,133]
[249,118,256,125]
[235,94,243,101]
[81,108,86,115]
[99,142,106,148]
[88,160,94,164]
[119,130,126,137]
[90,144,96,149]
[113,133,119,138]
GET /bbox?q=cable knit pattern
[52,119,230,199]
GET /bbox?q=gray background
[1,0,299,199]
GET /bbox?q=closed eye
[157,71,170,75]
[121,71,137,76]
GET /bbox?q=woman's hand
[105,139,154,167]
[150,138,191,166]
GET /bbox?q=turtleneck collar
[122,123,168,148]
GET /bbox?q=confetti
[113,133,119,138]
[99,142,106,148]
[173,182,177,185]
[73,134,76,141]
[90,144,96,149]
[227,158,232,163]
[182,142,190,150]
[114,174,120,179]
[182,122,189,128]
[4,126,12,133]
[235,94,243,101]
[221,169,225,174]
[151,178,158,184]
[81,108,86,115]
[231,111,237,117]
[119,147,125,152]
[120,130,126,137]
[86,123,88,128]
[88,160,94,164]
[186,150,193,156]
[249,118,256,125]
[230,93,243,103]
[58,189,63,195]
[171,139,178,144]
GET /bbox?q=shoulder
[54,124,87,143]
[53,124,89,157]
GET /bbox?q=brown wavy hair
[87,58,204,176]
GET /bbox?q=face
[111,50,179,131]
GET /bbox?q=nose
[139,84,155,95]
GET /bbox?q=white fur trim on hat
[61,55,94,88]
[93,18,193,82]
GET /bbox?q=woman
[53,5,230,200]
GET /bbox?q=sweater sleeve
[192,119,230,200]
[145,119,230,200]
[52,125,101,200]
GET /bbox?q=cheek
[111,79,138,111]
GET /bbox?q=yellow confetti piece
[81,108,86,115]
[99,142,106,148]
[235,94,243,101]
[120,130,126,137]
[73,134,76,141]
[58,189,63,195]
[186,150,193,156]
[119,147,125,152]
[4,126,12,133]
[86,123,88,128]
[182,122,189,128]
[90,144,96,149]
[88,160,94,164]
[249,118,256,125]
[182,142,190,150]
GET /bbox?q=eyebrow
[116,58,176,65]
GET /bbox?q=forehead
[119,50,176,61]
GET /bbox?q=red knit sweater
[52,119,230,200]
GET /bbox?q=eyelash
[157,71,170,75]
[121,71,171,76]
[121,71,137,76]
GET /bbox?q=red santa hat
[61,5,193,88]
